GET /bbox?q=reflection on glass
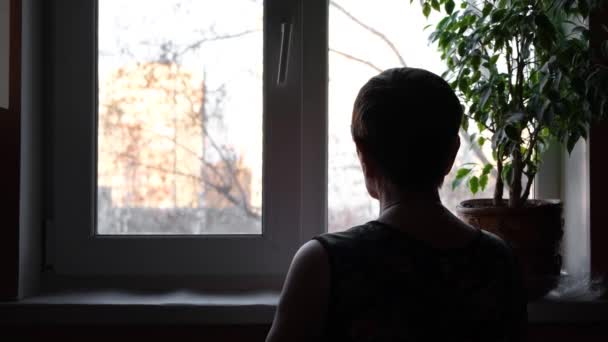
[97,0,263,234]
[328,0,498,232]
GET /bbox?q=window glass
[328,0,498,232]
[97,0,263,234]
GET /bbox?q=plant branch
[464,113,495,133]
[506,48,515,104]
[509,147,524,207]
[523,123,541,167]
[521,170,535,202]
[494,157,505,205]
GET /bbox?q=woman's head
[351,67,462,198]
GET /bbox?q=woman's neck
[378,187,442,216]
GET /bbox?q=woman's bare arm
[266,240,330,342]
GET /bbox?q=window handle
[277,21,292,86]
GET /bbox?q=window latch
[277,21,292,86]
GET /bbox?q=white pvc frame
[48,0,328,277]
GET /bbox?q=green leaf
[535,14,556,50]
[540,127,551,138]
[456,167,473,179]
[445,0,455,14]
[431,0,440,11]
[479,87,492,110]
[478,136,486,147]
[506,112,525,125]
[482,164,493,176]
[479,174,489,191]
[437,16,450,30]
[537,99,551,121]
[471,54,481,70]
[452,167,473,190]
[423,3,431,17]
[451,178,464,190]
[458,77,470,93]
[578,0,589,15]
[489,55,499,65]
[469,176,480,194]
[566,132,581,153]
[540,72,550,91]
[491,9,506,23]
[602,41,608,59]
[535,14,554,33]
[461,116,469,131]
[505,125,520,141]
[471,70,481,83]
[458,41,466,56]
[482,4,492,17]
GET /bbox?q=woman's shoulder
[313,222,380,250]
[476,229,518,259]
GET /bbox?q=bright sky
[328,0,446,218]
[99,0,475,223]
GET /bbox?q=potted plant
[418,0,608,298]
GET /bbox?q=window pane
[328,0,498,232]
[97,0,262,235]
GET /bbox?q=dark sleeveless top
[313,221,527,342]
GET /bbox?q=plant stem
[521,170,535,202]
[494,157,504,206]
[523,124,541,169]
[509,147,524,207]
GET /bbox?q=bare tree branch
[200,122,252,211]
[146,130,253,216]
[330,48,383,73]
[179,29,259,56]
[459,129,492,167]
[120,156,261,220]
[330,1,407,67]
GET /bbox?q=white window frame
[46,0,564,281]
[47,0,328,278]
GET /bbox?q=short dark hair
[351,67,463,190]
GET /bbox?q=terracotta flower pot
[456,199,563,300]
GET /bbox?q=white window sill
[1,289,607,325]
[0,290,279,325]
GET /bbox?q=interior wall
[18,0,42,298]
[589,0,608,279]
[0,0,20,301]
[0,0,9,109]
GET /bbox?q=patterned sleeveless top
[313,221,527,342]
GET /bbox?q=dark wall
[0,0,21,302]
[590,0,608,279]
